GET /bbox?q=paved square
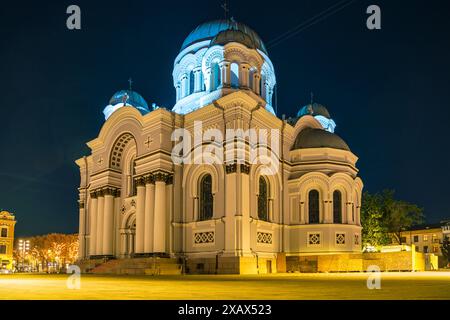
[0,272,449,300]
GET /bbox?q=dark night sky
[1,0,449,236]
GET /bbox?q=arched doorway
[121,213,136,257]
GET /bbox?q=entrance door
[266,260,272,274]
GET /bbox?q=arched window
[199,174,213,221]
[230,62,239,88]
[308,190,320,224]
[333,190,342,223]
[258,177,269,221]
[211,62,221,91]
[189,70,195,95]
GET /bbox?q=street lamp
[17,239,30,272]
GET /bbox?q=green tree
[382,190,424,244]
[442,236,450,266]
[361,192,390,247]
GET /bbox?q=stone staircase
[89,257,183,275]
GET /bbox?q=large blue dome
[181,19,268,55]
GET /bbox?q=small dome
[292,128,350,151]
[297,103,331,119]
[181,19,268,54]
[109,90,149,112]
[210,29,257,50]
[103,90,149,120]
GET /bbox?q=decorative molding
[335,233,346,245]
[307,232,322,246]
[135,171,174,185]
[354,233,360,245]
[89,186,121,198]
[153,171,174,185]
[144,174,155,185]
[240,163,250,174]
[225,163,237,174]
[78,201,85,209]
[257,232,273,244]
[225,162,250,175]
[194,231,215,245]
[135,176,146,187]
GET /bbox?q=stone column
[239,164,251,255]
[153,172,171,253]
[135,177,146,254]
[120,229,127,257]
[324,200,333,224]
[114,195,121,257]
[180,74,188,98]
[264,81,270,102]
[193,67,203,92]
[204,67,212,92]
[102,188,116,256]
[89,192,98,256]
[345,202,352,224]
[78,200,86,259]
[193,197,199,221]
[240,63,250,88]
[175,83,181,101]
[299,201,305,224]
[224,163,237,255]
[144,175,155,253]
[96,191,105,256]
[219,61,231,88]
[253,73,261,95]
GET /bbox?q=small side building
[0,211,16,271]
[395,220,450,268]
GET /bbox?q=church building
[76,19,363,274]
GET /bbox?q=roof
[292,128,350,151]
[0,211,15,221]
[297,103,331,119]
[181,19,268,54]
[403,221,450,232]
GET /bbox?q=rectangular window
[0,228,7,238]
[423,235,428,241]
[424,246,429,253]
[433,246,439,253]
[0,245,6,254]
[400,236,407,243]
[413,235,419,242]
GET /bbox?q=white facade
[76,19,363,274]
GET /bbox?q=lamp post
[17,239,30,272]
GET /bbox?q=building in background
[0,211,16,271]
[397,220,450,266]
